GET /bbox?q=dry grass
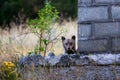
[0,20,119,80]
[0,19,77,62]
[0,19,78,80]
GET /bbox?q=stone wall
[51,66,120,80]
[78,0,120,52]
[20,53,120,80]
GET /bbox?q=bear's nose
[68,48,70,49]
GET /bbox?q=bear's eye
[65,43,68,45]
[70,43,72,45]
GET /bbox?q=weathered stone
[75,56,94,66]
[45,52,55,65]
[78,0,120,52]
[19,56,27,67]
[57,54,74,66]
[69,54,80,59]
[47,66,120,80]
[79,66,120,80]
[48,52,55,57]
[45,54,74,66]
[78,7,108,22]
[78,24,91,38]
[96,0,120,3]
[78,0,92,3]
[112,6,120,19]
[94,22,120,37]
[19,54,48,67]
[46,55,60,66]
[47,54,96,66]
[88,53,120,65]
[20,53,120,67]
[112,38,120,51]
[78,39,108,52]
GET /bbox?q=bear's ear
[71,35,76,40]
[61,36,65,41]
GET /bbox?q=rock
[47,54,76,66]
[20,52,120,67]
[19,53,48,67]
[48,52,55,57]
[115,54,120,64]
[87,53,120,65]
[69,54,80,59]
[46,56,60,66]
[19,53,120,80]
[75,56,94,66]
[19,56,28,67]
[57,54,73,66]
[45,52,55,62]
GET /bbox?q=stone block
[95,0,120,3]
[78,39,108,52]
[78,0,92,3]
[78,7,108,22]
[112,6,120,19]
[78,24,91,38]
[112,38,120,51]
[94,22,120,37]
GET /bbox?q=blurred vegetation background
[0,0,77,29]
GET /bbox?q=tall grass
[0,20,119,80]
[0,19,77,62]
[0,19,78,80]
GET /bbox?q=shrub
[0,61,19,80]
[29,2,60,56]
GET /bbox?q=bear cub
[61,35,76,54]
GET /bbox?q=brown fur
[61,35,76,54]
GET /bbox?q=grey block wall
[78,0,120,52]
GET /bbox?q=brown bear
[61,35,76,54]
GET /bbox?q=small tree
[29,2,59,56]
